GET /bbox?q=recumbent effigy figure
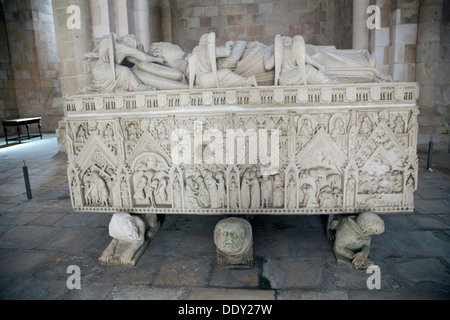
[82,32,391,93]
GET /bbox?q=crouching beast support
[99,212,160,265]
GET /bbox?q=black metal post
[427,136,433,172]
[22,161,32,199]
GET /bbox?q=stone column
[415,0,446,152]
[52,0,93,151]
[369,0,391,77]
[160,0,172,43]
[353,0,370,50]
[134,0,151,52]
[389,2,419,82]
[89,0,110,39]
[114,0,129,36]
[53,0,92,97]
[416,0,443,111]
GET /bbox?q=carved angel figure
[328,212,385,270]
[274,34,336,86]
[189,32,258,89]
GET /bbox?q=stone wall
[0,1,18,133]
[437,0,450,150]
[171,0,352,53]
[1,0,62,134]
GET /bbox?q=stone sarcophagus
[63,32,420,267]
[64,82,419,216]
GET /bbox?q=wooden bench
[2,117,42,145]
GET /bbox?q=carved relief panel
[65,85,419,215]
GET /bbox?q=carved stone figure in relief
[304,44,392,83]
[85,33,188,92]
[331,118,345,136]
[150,42,189,77]
[250,171,261,209]
[275,35,336,86]
[298,118,313,136]
[359,116,373,134]
[204,169,220,208]
[214,217,253,268]
[393,115,405,134]
[81,31,392,93]
[329,212,385,270]
[189,32,258,89]
[185,176,201,209]
[230,41,276,86]
[84,171,109,206]
[229,181,239,209]
[272,174,284,207]
[99,212,160,265]
[301,183,319,208]
[405,174,415,207]
[172,176,183,209]
[216,172,226,208]
[120,178,130,207]
[261,175,273,208]
[240,170,252,209]
[286,177,297,209]
[196,175,211,208]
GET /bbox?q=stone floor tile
[145,229,185,257]
[261,258,325,289]
[287,230,335,260]
[0,211,44,225]
[277,289,349,300]
[36,227,105,253]
[387,230,450,257]
[28,213,65,226]
[0,225,58,250]
[109,285,187,300]
[0,249,57,277]
[415,188,450,200]
[413,199,450,214]
[177,231,217,256]
[188,287,275,300]
[64,282,114,300]
[208,258,261,288]
[393,258,450,291]
[253,231,293,258]
[53,212,111,228]
[152,257,213,287]
[1,277,70,300]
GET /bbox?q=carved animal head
[109,213,139,242]
[356,212,385,236]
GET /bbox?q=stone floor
[0,135,449,300]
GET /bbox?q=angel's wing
[108,33,116,82]
[293,35,307,85]
[274,34,283,86]
[207,32,220,88]
[188,50,197,89]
